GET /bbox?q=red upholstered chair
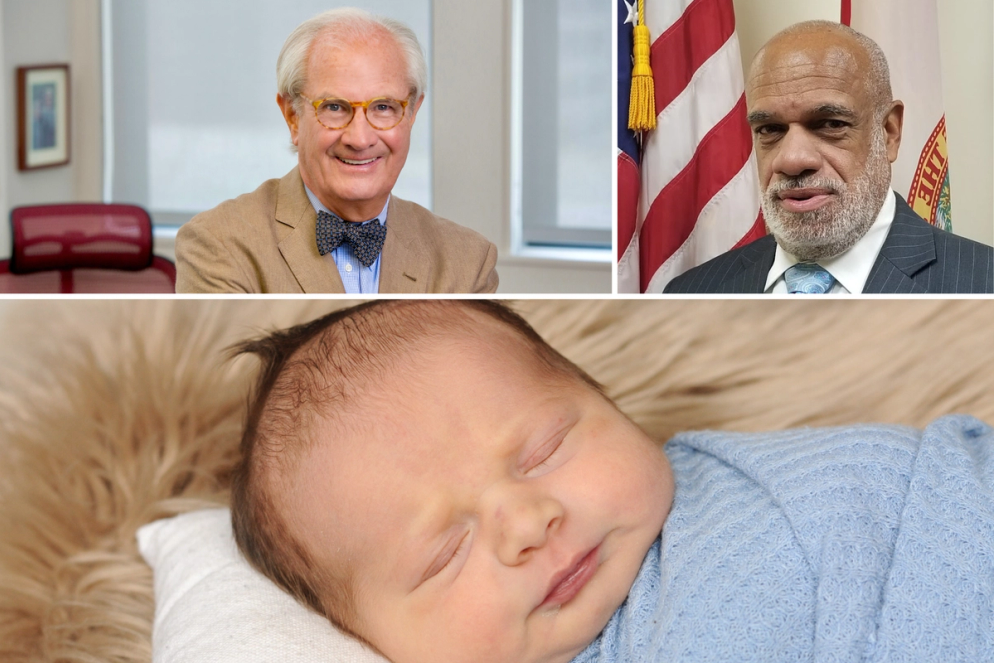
[0,203,176,293]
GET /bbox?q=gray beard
[761,131,891,262]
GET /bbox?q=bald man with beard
[665,21,993,294]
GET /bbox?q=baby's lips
[540,546,600,609]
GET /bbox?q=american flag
[617,0,765,293]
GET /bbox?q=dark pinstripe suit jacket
[664,194,993,294]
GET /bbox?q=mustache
[766,177,845,198]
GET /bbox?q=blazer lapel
[863,194,934,294]
[274,169,345,294]
[377,197,429,293]
[724,236,777,293]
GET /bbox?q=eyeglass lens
[316,98,405,130]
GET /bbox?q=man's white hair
[276,8,428,108]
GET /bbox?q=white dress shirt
[765,188,896,294]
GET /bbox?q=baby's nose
[493,495,564,566]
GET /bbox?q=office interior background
[0,0,612,293]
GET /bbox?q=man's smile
[336,156,381,167]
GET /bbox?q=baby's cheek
[612,435,673,528]
[637,441,673,495]
[409,571,528,663]
[424,601,524,663]
[596,424,668,498]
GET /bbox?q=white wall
[937,0,994,246]
[1,0,102,258]
[732,0,993,246]
[2,0,72,256]
[0,3,6,252]
[433,0,610,293]
[69,0,102,203]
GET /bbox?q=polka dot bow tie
[784,263,836,294]
[315,210,387,267]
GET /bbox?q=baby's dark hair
[229,300,602,640]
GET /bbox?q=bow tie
[315,210,387,267]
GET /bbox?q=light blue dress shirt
[304,187,388,294]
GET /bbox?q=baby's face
[288,327,673,663]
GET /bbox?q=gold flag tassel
[629,0,656,132]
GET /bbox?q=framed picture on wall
[17,64,70,171]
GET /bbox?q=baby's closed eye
[421,530,471,585]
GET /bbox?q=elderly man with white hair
[176,8,498,294]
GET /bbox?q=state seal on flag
[907,117,952,231]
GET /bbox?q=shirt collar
[765,187,896,294]
[303,187,389,226]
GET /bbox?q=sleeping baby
[230,300,994,663]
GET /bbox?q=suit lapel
[378,197,429,293]
[724,236,777,293]
[863,195,934,294]
[274,169,345,294]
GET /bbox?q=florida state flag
[847,0,952,230]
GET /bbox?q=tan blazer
[175,168,499,293]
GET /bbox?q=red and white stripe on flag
[847,0,952,231]
[618,0,765,293]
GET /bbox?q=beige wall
[732,0,993,246]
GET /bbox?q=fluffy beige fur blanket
[0,299,992,662]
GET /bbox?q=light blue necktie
[784,263,836,294]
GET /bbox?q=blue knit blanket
[572,415,994,663]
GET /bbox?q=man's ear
[409,94,425,125]
[883,100,904,164]
[277,94,300,147]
